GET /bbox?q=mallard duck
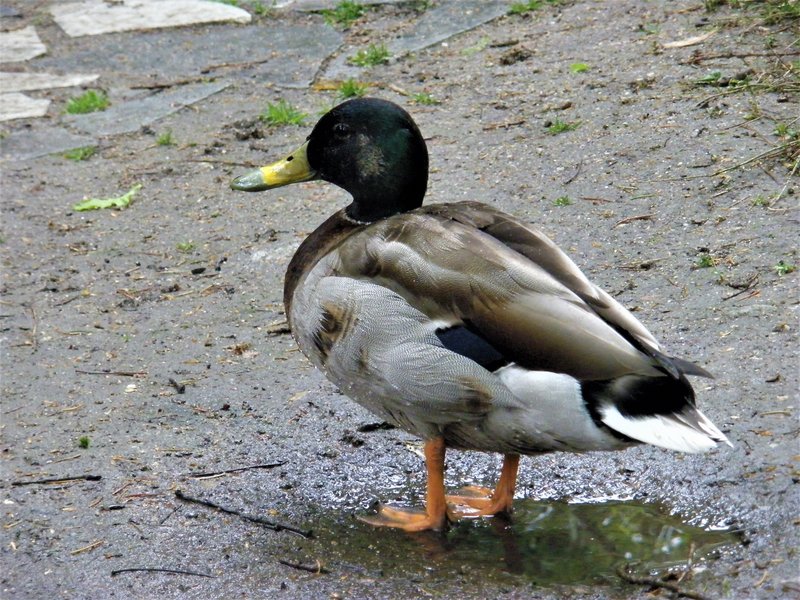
[231,98,730,532]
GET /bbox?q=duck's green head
[231,98,429,222]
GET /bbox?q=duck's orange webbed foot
[358,504,455,532]
[446,454,520,518]
[359,437,452,532]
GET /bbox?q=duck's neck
[283,211,365,325]
[344,177,427,223]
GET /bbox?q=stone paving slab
[390,0,507,55]
[0,71,99,92]
[0,126,95,160]
[0,26,46,62]
[34,24,342,87]
[324,0,507,80]
[50,0,251,37]
[0,91,49,121]
[64,80,229,136]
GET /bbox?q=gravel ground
[1,1,798,598]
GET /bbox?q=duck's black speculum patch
[436,325,510,372]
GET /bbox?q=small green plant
[348,43,391,67]
[775,260,796,276]
[547,119,580,134]
[63,146,96,161]
[760,0,800,24]
[553,195,572,206]
[338,78,368,98]
[65,89,109,114]
[176,241,196,253]
[252,1,270,16]
[156,130,175,146]
[774,123,798,139]
[509,0,544,14]
[695,253,716,269]
[411,92,440,105]
[211,0,238,5]
[259,100,307,126]
[322,1,365,27]
[570,62,589,73]
[751,194,770,207]
[78,436,90,449]
[695,71,723,86]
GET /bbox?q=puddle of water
[305,499,740,588]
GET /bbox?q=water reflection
[441,500,737,585]
[312,499,739,587]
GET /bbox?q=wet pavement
[1,1,798,599]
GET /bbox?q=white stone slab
[50,0,252,38]
[0,72,100,93]
[0,26,47,63]
[0,92,50,121]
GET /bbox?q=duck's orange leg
[359,437,452,532]
[447,453,520,517]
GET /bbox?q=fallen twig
[111,567,215,578]
[482,119,526,131]
[616,564,711,600]
[685,50,800,63]
[278,559,330,574]
[71,540,104,555]
[186,462,285,478]
[711,140,799,176]
[174,490,312,538]
[130,76,209,90]
[489,39,519,48]
[722,275,759,301]
[12,474,102,487]
[613,214,653,228]
[75,369,147,377]
[185,158,258,167]
[387,83,410,97]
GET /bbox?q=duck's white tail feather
[600,405,731,453]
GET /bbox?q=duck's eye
[333,122,350,137]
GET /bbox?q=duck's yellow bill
[230,141,316,191]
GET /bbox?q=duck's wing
[330,202,674,382]
[426,202,712,379]
[426,202,660,350]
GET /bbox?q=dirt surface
[1,1,798,599]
